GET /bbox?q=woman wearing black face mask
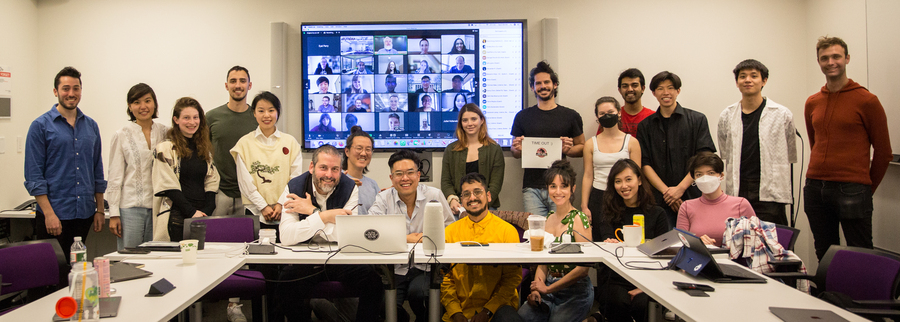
[581,96,642,241]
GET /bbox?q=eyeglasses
[461,189,485,199]
[392,170,419,178]
[352,146,373,154]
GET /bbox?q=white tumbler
[422,201,445,256]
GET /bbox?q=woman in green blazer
[442,103,505,215]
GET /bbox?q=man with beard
[369,150,455,322]
[511,61,585,217]
[276,144,383,322]
[25,66,107,263]
[442,173,523,322]
[597,68,654,136]
[207,66,258,216]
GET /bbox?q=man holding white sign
[511,61,585,217]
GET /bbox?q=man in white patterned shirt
[717,59,797,225]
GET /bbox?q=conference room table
[5,242,867,322]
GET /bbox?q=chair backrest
[773,224,800,251]
[816,245,900,301]
[0,239,66,295]
[183,215,259,243]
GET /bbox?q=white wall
[8,0,890,268]
[0,0,39,213]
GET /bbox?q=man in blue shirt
[25,66,106,263]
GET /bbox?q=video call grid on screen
[301,21,525,150]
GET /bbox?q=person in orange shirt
[442,173,523,322]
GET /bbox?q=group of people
[23,35,890,322]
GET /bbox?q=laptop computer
[135,241,180,252]
[639,229,730,258]
[672,228,767,283]
[335,215,407,253]
[769,307,849,322]
[109,261,153,283]
[52,296,122,321]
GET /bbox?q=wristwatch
[484,309,493,319]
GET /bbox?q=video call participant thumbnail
[317,95,336,113]
[409,55,437,74]
[447,55,475,73]
[380,112,404,131]
[312,56,334,75]
[343,74,372,94]
[412,75,440,93]
[376,74,407,93]
[310,113,338,132]
[313,76,333,94]
[379,55,404,74]
[376,36,408,54]
[340,35,374,55]
[445,35,475,54]
[376,94,407,112]
[410,37,439,55]
[443,92,472,112]
[346,96,370,113]
[416,93,439,112]
[444,74,472,93]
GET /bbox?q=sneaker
[227,302,248,322]
[664,310,676,321]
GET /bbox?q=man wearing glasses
[369,149,455,322]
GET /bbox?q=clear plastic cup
[527,215,547,251]
[179,239,199,265]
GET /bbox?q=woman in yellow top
[519,160,593,322]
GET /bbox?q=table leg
[378,264,397,322]
[429,262,442,322]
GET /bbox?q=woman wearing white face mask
[676,151,756,246]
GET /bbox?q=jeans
[804,179,873,260]
[523,188,556,217]
[518,275,594,322]
[213,190,245,217]
[117,207,153,250]
[395,268,428,321]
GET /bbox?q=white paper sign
[522,137,562,169]
[0,65,10,96]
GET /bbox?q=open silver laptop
[335,215,407,253]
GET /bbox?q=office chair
[0,239,67,316]
[183,215,267,322]
[770,245,900,319]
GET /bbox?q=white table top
[0,210,111,219]
[87,241,868,322]
[0,257,244,322]
[600,249,867,322]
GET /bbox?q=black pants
[588,188,605,242]
[395,268,428,321]
[278,264,384,322]
[595,264,649,322]
[804,179,873,260]
[739,178,788,226]
[35,211,94,265]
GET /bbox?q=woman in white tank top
[581,96,641,241]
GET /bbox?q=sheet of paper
[521,137,562,169]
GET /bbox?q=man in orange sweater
[804,36,892,261]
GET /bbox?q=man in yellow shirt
[442,173,524,322]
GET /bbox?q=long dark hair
[601,159,655,223]
[544,159,577,205]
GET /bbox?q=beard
[464,199,487,217]
[57,97,78,110]
[230,92,246,102]
[623,92,640,104]
[535,89,554,101]
[315,176,337,195]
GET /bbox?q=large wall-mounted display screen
[301,20,526,150]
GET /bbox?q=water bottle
[68,262,100,321]
[422,201,445,256]
[70,236,87,264]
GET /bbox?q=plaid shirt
[724,216,809,292]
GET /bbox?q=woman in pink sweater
[676,152,756,246]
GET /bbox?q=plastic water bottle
[70,236,87,264]
[68,262,100,321]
